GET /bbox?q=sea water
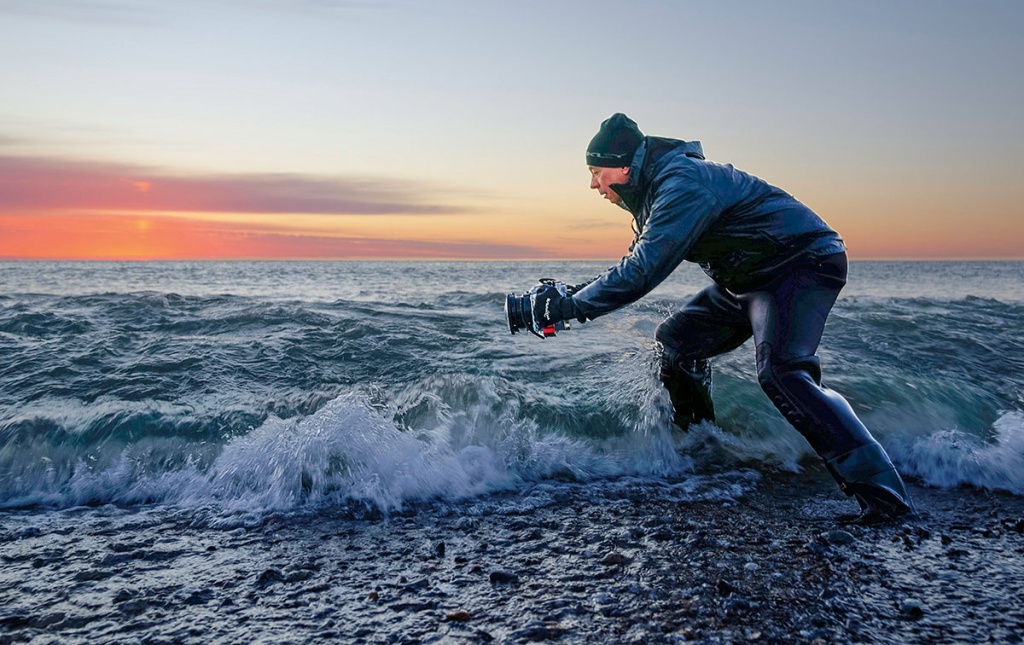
[1,260,1022,516]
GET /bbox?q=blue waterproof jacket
[573,136,846,319]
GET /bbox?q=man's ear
[622,167,629,174]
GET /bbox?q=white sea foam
[893,410,1024,494]
[1,383,706,512]
[174,382,699,513]
[3,259,1022,512]
[8,380,1022,513]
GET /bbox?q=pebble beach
[3,467,1023,644]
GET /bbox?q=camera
[504,278,573,338]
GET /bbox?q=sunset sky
[2,0,1022,261]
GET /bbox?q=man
[531,113,914,520]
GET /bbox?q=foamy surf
[2,260,1022,514]
[894,411,1024,494]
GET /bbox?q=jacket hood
[611,137,705,215]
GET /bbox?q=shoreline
[2,469,1023,644]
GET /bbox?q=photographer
[523,113,913,521]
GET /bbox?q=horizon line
[2,256,1022,263]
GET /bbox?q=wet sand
[2,468,1023,644]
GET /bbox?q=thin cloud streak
[0,154,467,216]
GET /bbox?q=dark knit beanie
[586,113,644,167]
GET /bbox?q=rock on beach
[1,470,1022,643]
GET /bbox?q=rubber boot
[660,357,715,429]
[825,442,915,520]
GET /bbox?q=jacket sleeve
[572,175,723,319]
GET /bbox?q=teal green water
[1,260,1022,510]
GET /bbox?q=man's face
[589,166,630,205]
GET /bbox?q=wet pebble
[32,612,66,629]
[600,552,628,566]
[113,589,137,604]
[73,569,112,582]
[648,527,674,542]
[180,587,214,605]
[255,568,285,588]
[825,529,857,546]
[489,570,519,585]
[403,578,431,593]
[511,620,566,641]
[723,595,752,614]
[900,599,925,620]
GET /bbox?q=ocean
[2,259,1023,518]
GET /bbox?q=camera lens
[504,292,530,334]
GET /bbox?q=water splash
[895,411,1024,494]
[3,260,1022,512]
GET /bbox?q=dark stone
[283,569,313,583]
[31,613,66,629]
[118,599,150,616]
[825,529,856,545]
[650,528,674,542]
[723,595,751,614]
[489,570,520,585]
[901,599,925,620]
[100,553,133,567]
[182,589,214,605]
[510,620,567,641]
[256,568,285,588]
[113,589,138,604]
[73,569,113,582]
[403,578,431,593]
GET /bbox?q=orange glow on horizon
[2,209,1021,262]
[3,152,1020,261]
[0,212,593,261]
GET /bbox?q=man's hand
[531,284,584,327]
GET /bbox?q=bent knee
[755,342,822,391]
